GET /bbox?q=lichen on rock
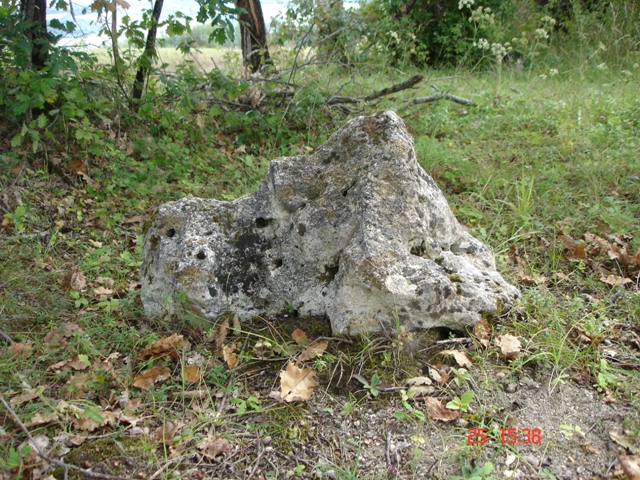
[140,111,518,335]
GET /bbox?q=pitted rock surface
[140,111,518,334]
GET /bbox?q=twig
[397,85,476,110]
[287,23,315,88]
[0,305,12,344]
[0,230,50,242]
[0,330,12,344]
[0,396,133,480]
[385,420,399,469]
[308,336,353,346]
[326,74,424,106]
[246,442,265,480]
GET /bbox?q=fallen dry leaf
[425,397,460,422]
[73,410,119,432]
[617,452,640,480]
[554,272,571,281]
[223,344,237,369]
[153,421,182,446]
[560,235,587,260]
[405,377,434,396]
[43,323,83,348]
[280,362,318,402]
[6,342,33,359]
[138,334,185,361]
[65,372,91,399]
[299,340,328,361]
[24,412,59,428]
[440,350,473,369]
[516,269,536,285]
[133,366,171,390]
[291,328,309,345]
[63,267,86,291]
[405,376,433,387]
[610,428,640,454]
[10,386,45,406]
[212,316,230,350]
[183,365,201,383]
[496,334,522,360]
[599,274,633,287]
[48,354,89,373]
[93,286,114,299]
[96,276,115,287]
[198,436,231,459]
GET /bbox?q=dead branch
[398,85,476,110]
[0,230,50,242]
[0,396,133,480]
[326,74,424,106]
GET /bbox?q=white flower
[549,68,559,76]
[542,16,556,26]
[597,62,607,70]
[539,74,547,79]
[534,28,549,40]
[491,42,507,60]
[476,38,489,50]
[458,0,474,9]
[389,31,398,40]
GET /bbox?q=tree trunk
[132,0,164,110]
[21,0,48,70]
[236,0,271,73]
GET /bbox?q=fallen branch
[0,230,50,242]
[0,396,133,480]
[398,85,476,110]
[326,74,424,106]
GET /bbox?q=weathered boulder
[140,111,518,334]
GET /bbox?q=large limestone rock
[140,111,518,334]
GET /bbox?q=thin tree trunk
[21,0,48,71]
[132,0,164,110]
[111,6,119,62]
[236,0,271,73]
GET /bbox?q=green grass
[1,55,639,478]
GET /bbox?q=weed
[353,373,380,397]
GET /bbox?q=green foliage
[449,461,495,480]
[446,390,474,412]
[353,373,380,397]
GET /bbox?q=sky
[49,0,291,47]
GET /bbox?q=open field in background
[1,51,640,479]
[90,46,303,74]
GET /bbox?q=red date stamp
[467,428,542,445]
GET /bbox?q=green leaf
[11,133,24,148]
[78,354,91,367]
[84,405,104,423]
[460,390,474,406]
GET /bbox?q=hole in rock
[410,243,427,256]
[204,230,213,236]
[166,228,175,238]
[273,259,283,268]
[196,251,206,260]
[255,217,271,228]
[297,224,306,236]
[323,264,339,282]
[342,181,357,197]
[208,286,218,297]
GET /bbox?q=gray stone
[140,111,518,334]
